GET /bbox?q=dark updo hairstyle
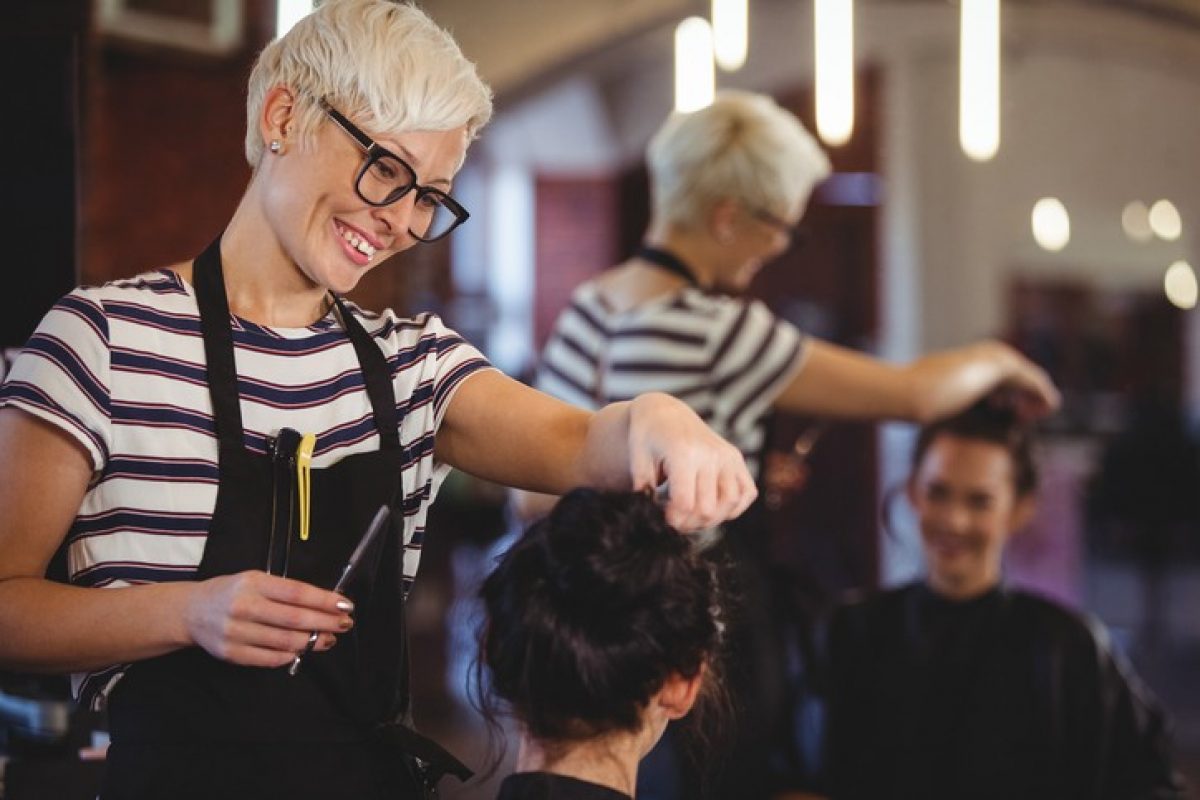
[911,399,1039,497]
[478,488,725,746]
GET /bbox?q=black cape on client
[819,583,1186,800]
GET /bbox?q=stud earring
[269,139,283,154]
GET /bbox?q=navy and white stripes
[536,283,806,478]
[0,269,491,707]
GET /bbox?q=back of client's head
[479,488,723,749]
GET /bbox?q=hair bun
[542,491,698,636]
[479,488,722,742]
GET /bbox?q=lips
[333,219,383,263]
[927,535,974,561]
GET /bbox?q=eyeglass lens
[357,153,462,241]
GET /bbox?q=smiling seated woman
[813,401,1186,800]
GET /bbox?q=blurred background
[1,0,1198,797]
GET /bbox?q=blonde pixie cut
[647,91,831,230]
[244,0,493,167]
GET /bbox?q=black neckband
[635,245,700,288]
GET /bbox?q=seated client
[478,488,725,799]
[817,401,1186,800]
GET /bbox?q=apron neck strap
[193,236,245,452]
[331,296,400,450]
[635,244,701,288]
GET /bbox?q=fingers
[256,573,353,614]
[626,394,757,531]
[661,443,756,532]
[221,635,337,669]
[1002,350,1061,417]
[188,572,351,668]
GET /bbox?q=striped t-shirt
[535,282,807,478]
[0,269,491,707]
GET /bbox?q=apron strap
[332,296,400,450]
[193,236,246,452]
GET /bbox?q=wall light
[276,0,314,39]
[675,17,715,113]
[1149,199,1182,241]
[1164,260,1198,310]
[960,0,1000,161]
[1031,198,1070,252]
[814,0,854,147]
[712,0,748,72]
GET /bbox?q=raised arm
[775,339,1060,423]
[435,370,756,531]
[0,409,351,673]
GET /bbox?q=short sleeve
[533,289,606,411]
[0,289,112,471]
[710,299,806,431]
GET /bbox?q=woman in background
[479,488,726,799]
[816,401,1185,799]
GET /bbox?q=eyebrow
[388,141,452,189]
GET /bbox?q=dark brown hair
[911,400,1039,497]
[478,488,725,743]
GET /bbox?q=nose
[941,502,972,536]
[371,190,419,247]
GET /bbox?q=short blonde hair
[244,0,493,167]
[647,91,831,229]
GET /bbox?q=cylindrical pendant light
[675,17,715,113]
[814,0,854,147]
[713,0,748,72]
[960,0,1000,161]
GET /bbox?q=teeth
[337,223,377,259]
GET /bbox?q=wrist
[156,581,200,649]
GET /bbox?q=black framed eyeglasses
[749,206,807,247]
[318,97,469,243]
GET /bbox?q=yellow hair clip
[296,433,316,541]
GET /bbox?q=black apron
[100,238,471,799]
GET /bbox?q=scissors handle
[287,630,322,676]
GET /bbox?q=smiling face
[908,432,1034,600]
[256,89,469,295]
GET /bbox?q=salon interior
[2,0,1199,797]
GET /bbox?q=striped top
[535,282,807,478]
[0,269,492,707]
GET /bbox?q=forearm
[0,577,194,673]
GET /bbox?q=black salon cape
[497,772,632,800]
[819,583,1185,800]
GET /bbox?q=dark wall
[0,0,88,349]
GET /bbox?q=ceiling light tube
[814,0,855,147]
[676,17,715,113]
[713,0,748,72]
[960,0,1000,161]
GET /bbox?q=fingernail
[338,616,353,631]
[336,599,354,613]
